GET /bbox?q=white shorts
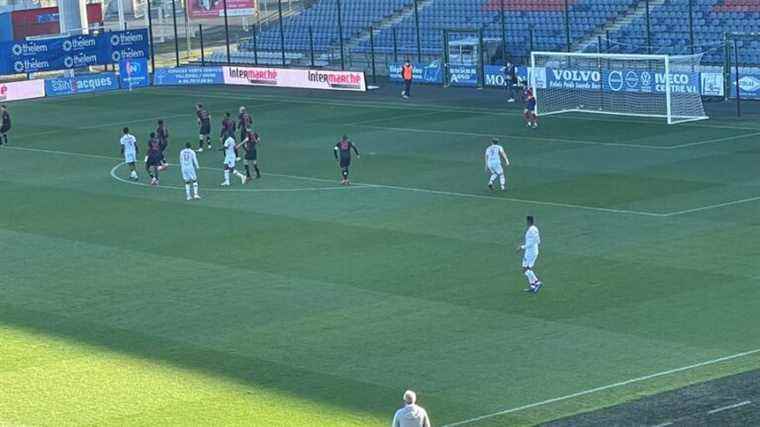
[488,162,503,176]
[224,157,236,169]
[181,168,197,182]
[522,251,539,268]
[124,151,136,164]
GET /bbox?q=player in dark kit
[333,135,359,185]
[146,133,163,185]
[241,129,261,182]
[196,103,211,152]
[156,119,169,169]
[0,105,10,146]
[221,112,236,142]
[524,88,538,129]
[238,106,252,142]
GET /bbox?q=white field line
[108,162,365,193]
[157,87,760,132]
[352,124,666,150]
[664,196,760,216]
[668,131,760,149]
[707,400,752,415]
[3,145,758,217]
[12,100,285,141]
[442,348,760,427]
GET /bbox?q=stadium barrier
[45,73,121,97]
[0,79,45,102]
[222,66,366,92]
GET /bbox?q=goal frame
[530,51,709,125]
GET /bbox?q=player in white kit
[179,142,201,200]
[518,215,543,293]
[484,138,510,191]
[120,127,139,181]
[220,136,246,186]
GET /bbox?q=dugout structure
[724,32,760,117]
[531,51,709,125]
[442,29,504,88]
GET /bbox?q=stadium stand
[209,0,760,67]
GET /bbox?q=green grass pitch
[1,85,759,426]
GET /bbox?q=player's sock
[244,164,251,178]
[499,175,506,190]
[193,182,199,196]
[224,170,230,184]
[185,184,192,199]
[254,165,261,178]
[489,174,497,185]
[525,270,538,285]
[2,134,6,145]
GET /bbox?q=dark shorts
[147,156,162,167]
[245,151,257,161]
[0,125,9,134]
[340,158,351,168]
[200,123,211,136]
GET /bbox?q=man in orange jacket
[401,60,413,99]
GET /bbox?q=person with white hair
[392,390,431,427]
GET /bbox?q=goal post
[530,51,709,125]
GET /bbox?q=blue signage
[154,66,224,86]
[0,29,149,75]
[45,73,120,97]
[534,67,700,95]
[484,65,529,87]
[448,64,479,87]
[730,69,760,99]
[119,58,149,89]
[388,61,443,84]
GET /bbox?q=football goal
[530,51,709,125]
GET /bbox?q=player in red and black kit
[156,119,169,169]
[146,132,163,185]
[238,106,252,143]
[241,128,261,182]
[220,112,236,142]
[524,88,538,129]
[333,135,359,185]
[0,105,10,146]
[196,103,211,152]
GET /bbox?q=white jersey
[223,137,236,161]
[485,144,505,166]
[120,134,137,154]
[180,148,199,171]
[522,225,541,254]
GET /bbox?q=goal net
[530,51,708,124]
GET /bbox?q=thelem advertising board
[189,0,255,19]
[223,66,366,92]
[0,79,45,102]
[45,73,120,97]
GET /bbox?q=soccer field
[1,85,759,426]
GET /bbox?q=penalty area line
[442,347,760,427]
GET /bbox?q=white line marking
[109,163,363,193]
[442,348,760,427]
[3,145,757,217]
[668,131,760,149]
[352,124,665,149]
[652,422,673,427]
[707,400,752,415]
[664,196,760,216]
[13,100,284,141]
[158,87,760,132]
